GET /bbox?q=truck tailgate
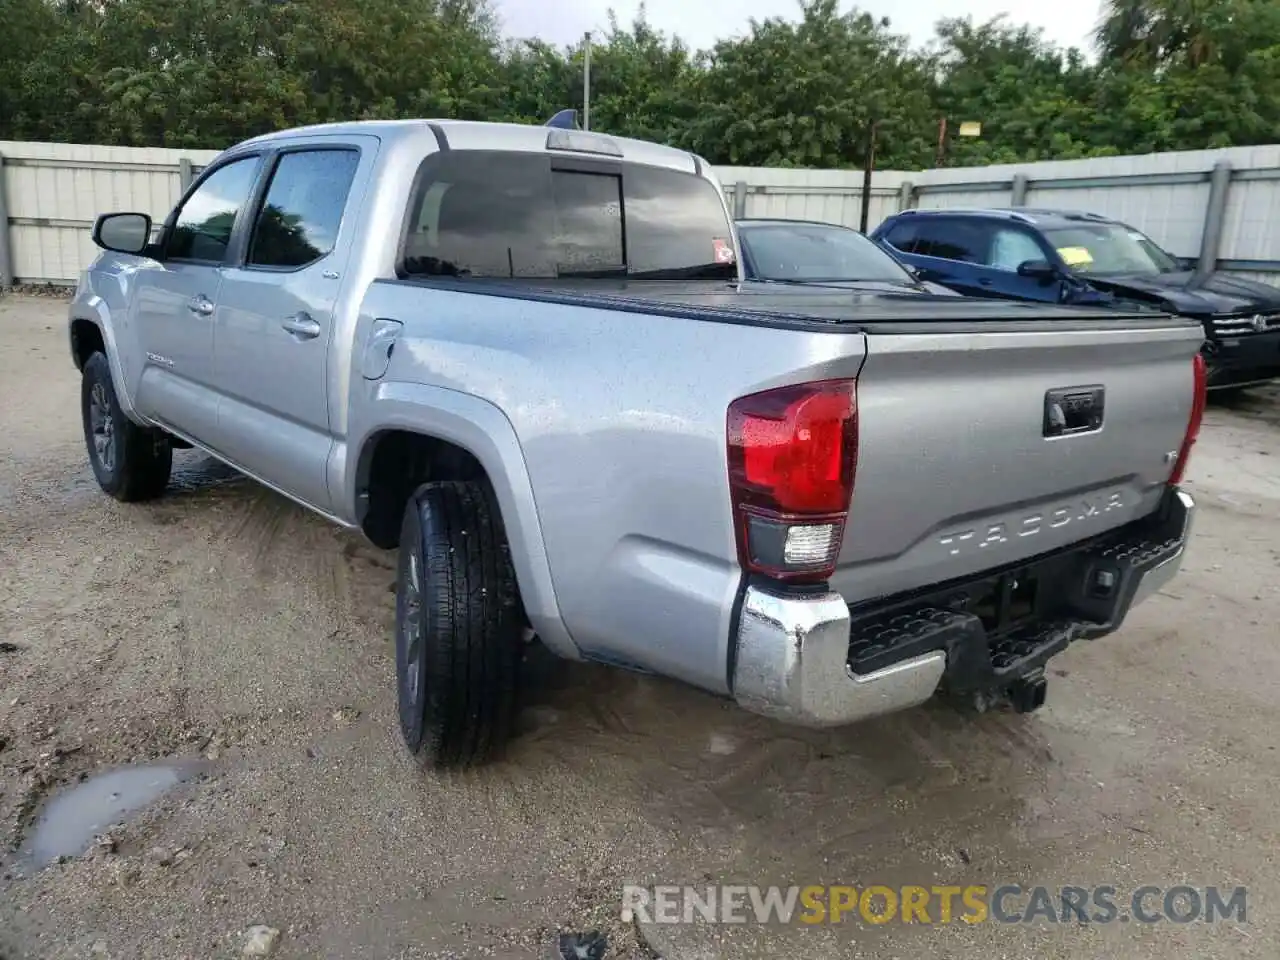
[832,317,1205,606]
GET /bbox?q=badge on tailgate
[1044,385,1105,438]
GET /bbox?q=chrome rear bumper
[731,488,1195,727]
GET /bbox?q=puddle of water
[22,761,207,869]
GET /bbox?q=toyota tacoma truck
[69,118,1206,769]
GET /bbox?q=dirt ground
[1,293,1278,960]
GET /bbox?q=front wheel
[80,352,172,502]
[395,480,523,768]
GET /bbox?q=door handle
[188,295,214,317]
[978,277,994,287]
[281,313,322,340]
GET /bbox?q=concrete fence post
[1010,173,1030,207]
[178,157,194,196]
[1196,159,1232,277]
[0,152,13,287]
[732,180,748,219]
[898,180,915,212]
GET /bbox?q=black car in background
[735,218,960,297]
[871,207,1280,393]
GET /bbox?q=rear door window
[912,219,989,264]
[247,149,360,269]
[401,151,736,280]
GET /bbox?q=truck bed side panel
[353,282,869,695]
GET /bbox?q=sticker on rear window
[713,237,736,264]
[1057,246,1094,266]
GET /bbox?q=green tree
[3,0,1279,168]
[1091,0,1280,150]
[492,9,703,143]
[0,0,101,142]
[931,17,1099,165]
[1094,0,1225,67]
[572,11,704,145]
[684,0,936,168]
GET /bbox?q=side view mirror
[1017,258,1059,282]
[92,212,153,255]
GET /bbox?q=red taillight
[1169,352,1207,485]
[727,379,858,583]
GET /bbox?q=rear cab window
[399,151,737,281]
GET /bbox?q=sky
[493,0,1104,56]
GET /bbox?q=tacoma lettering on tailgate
[938,491,1126,558]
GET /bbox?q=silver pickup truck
[69,119,1206,768]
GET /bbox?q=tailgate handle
[1044,385,1105,438]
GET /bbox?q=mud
[1,295,1278,959]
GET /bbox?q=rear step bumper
[732,487,1195,727]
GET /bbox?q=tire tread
[410,480,521,768]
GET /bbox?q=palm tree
[1094,0,1221,68]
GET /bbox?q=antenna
[545,109,580,130]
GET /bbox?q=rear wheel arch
[357,429,490,549]
[352,406,579,660]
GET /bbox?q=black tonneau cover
[398,276,1195,333]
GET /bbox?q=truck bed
[364,275,1203,691]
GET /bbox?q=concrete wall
[3,138,1279,286]
[0,141,220,286]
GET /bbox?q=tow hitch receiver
[968,671,1049,714]
[1006,672,1049,713]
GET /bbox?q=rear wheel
[80,352,172,501]
[395,480,523,768]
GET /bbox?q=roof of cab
[232,118,705,175]
[886,207,1123,230]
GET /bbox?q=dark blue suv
[870,207,1280,391]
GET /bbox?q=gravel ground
[1,294,1278,960]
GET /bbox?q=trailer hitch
[965,671,1049,715]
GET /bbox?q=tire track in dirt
[338,538,398,636]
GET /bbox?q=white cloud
[494,0,1105,54]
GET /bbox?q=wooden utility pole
[859,119,879,234]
